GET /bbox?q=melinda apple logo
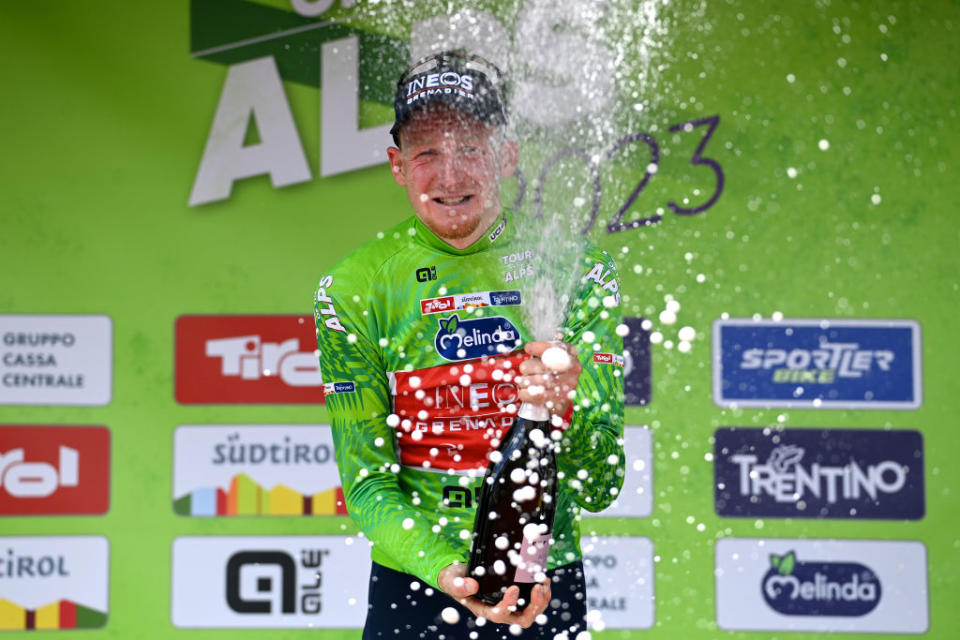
[434,314,521,361]
[762,551,881,617]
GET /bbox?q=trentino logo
[714,427,924,519]
[434,315,521,361]
[762,551,881,617]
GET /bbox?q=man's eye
[415,150,436,159]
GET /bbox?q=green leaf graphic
[447,314,459,332]
[781,551,796,575]
[770,554,781,571]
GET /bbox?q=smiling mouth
[433,195,472,206]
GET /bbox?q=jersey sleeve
[314,263,463,589]
[557,250,627,512]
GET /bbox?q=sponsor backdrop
[1,1,957,639]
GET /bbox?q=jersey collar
[413,209,511,256]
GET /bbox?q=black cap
[390,51,507,141]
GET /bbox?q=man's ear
[387,146,406,186]
[498,138,519,178]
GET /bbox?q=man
[315,51,625,639]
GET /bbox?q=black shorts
[362,561,588,639]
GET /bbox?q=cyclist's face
[388,105,516,248]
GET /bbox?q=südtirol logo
[434,315,521,361]
[762,551,881,617]
[172,426,346,517]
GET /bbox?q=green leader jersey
[314,210,625,590]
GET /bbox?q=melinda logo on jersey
[434,314,521,361]
[762,551,881,617]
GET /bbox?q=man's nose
[437,153,461,188]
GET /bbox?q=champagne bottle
[467,402,558,607]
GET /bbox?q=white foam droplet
[402,518,415,530]
[541,346,572,372]
[582,331,596,344]
[678,326,696,341]
[818,139,830,151]
[441,607,460,624]
[386,414,400,427]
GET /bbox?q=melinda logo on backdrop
[713,427,924,519]
[713,318,922,409]
[762,551,881,617]
[172,425,346,517]
[0,426,109,516]
[0,537,109,630]
[175,315,323,404]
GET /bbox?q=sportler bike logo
[434,314,521,361]
[762,551,881,617]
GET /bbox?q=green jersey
[314,210,625,590]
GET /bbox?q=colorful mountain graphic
[173,473,348,516]
[0,599,106,630]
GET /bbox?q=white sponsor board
[596,425,652,517]
[173,425,340,514]
[581,536,655,630]
[171,536,370,628]
[0,536,109,612]
[0,315,112,405]
[716,538,928,633]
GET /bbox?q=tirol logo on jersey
[714,428,924,519]
[762,551,881,617]
[434,314,521,361]
[713,318,922,409]
[420,290,523,315]
[0,426,109,515]
[593,352,625,366]
[175,315,323,404]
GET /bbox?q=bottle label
[514,532,550,583]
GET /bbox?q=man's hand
[437,563,551,628]
[516,341,581,417]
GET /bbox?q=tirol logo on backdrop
[171,536,370,628]
[713,318,922,409]
[175,315,323,404]
[762,551,881,617]
[0,536,109,630]
[434,314,521,361]
[714,428,924,520]
[173,425,346,517]
[0,426,110,516]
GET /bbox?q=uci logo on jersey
[434,314,521,361]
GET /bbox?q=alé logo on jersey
[762,551,881,617]
[0,426,109,515]
[175,315,323,404]
[434,314,521,361]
